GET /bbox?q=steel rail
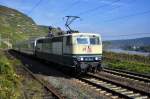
[104,67,150,83]
[9,50,149,98]
[87,73,150,97]
[77,77,133,99]
[6,50,65,99]
[23,66,65,99]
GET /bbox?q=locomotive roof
[34,33,101,41]
[63,33,100,36]
[50,32,101,38]
[15,33,101,44]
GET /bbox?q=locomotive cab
[63,33,102,73]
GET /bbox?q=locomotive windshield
[76,35,100,45]
[90,37,100,45]
[77,38,88,44]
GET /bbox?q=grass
[22,78,44,99]
[103,51,150,74]
[0,5,48,49]
[103,51,150,64]
[0,50,22,99]
[0,50,46,99]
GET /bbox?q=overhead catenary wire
[104,9,150,22]
[77,0,121,16]
[93,0,137,18]
[54,0,81,26]
[63,0,81,13]
[62,0,121,26]
[27,0,42,15]
[102,33,150,38]
[24,1,149,40]
[82,6,121,18]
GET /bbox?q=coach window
[66,36,72,45]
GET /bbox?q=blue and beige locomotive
[14,32,102,73]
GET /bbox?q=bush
[103,51,150,64]
[106,61,150,74]
[103,51,150,74]
[0,51,21,99]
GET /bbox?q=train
[14,32,102,74]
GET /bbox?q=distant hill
[103,37,150,49]
[0,5,48,48]
[0,5,65,48]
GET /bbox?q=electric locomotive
[35,33,102,73]
[14,16,103,74]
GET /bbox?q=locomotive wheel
[97,64,103,71]
[92,67,97,73]
[75,65,82,75]
[97,67,102,71]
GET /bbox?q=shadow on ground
[8,49,72,79]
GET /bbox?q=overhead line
[95,0,137,18]
[104,9,150,22]
[102,33,150,38]
[63,0,81,13]
[84,6,121,18]
[61,0,81,23]
[78,0,121,16]
[27,0,42,15]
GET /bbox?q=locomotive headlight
[95,57,99,60]
[80,57,84,61]
[77,57,84,61]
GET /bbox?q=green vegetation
[0,50,51,99]
[103,51,150,74]
[0,50,22,99]
[103,51,150,64]
[22,77,45,99]
[0,5,46,43]
[105,59,150,74]
[0,5,65,49]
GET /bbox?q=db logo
[82,46,92,53]
[87,46,92,52]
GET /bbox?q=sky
[0,0,150,40]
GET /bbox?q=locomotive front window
[90,37,100,45]
[77,38,89,44]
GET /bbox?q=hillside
[0,5,48,48]
[104,37,150,52]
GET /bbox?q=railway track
[6,50,64,99]
[103,68,150,83]
[8,50,150,98]
[76,73,150,99]
[23,66,65,99]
